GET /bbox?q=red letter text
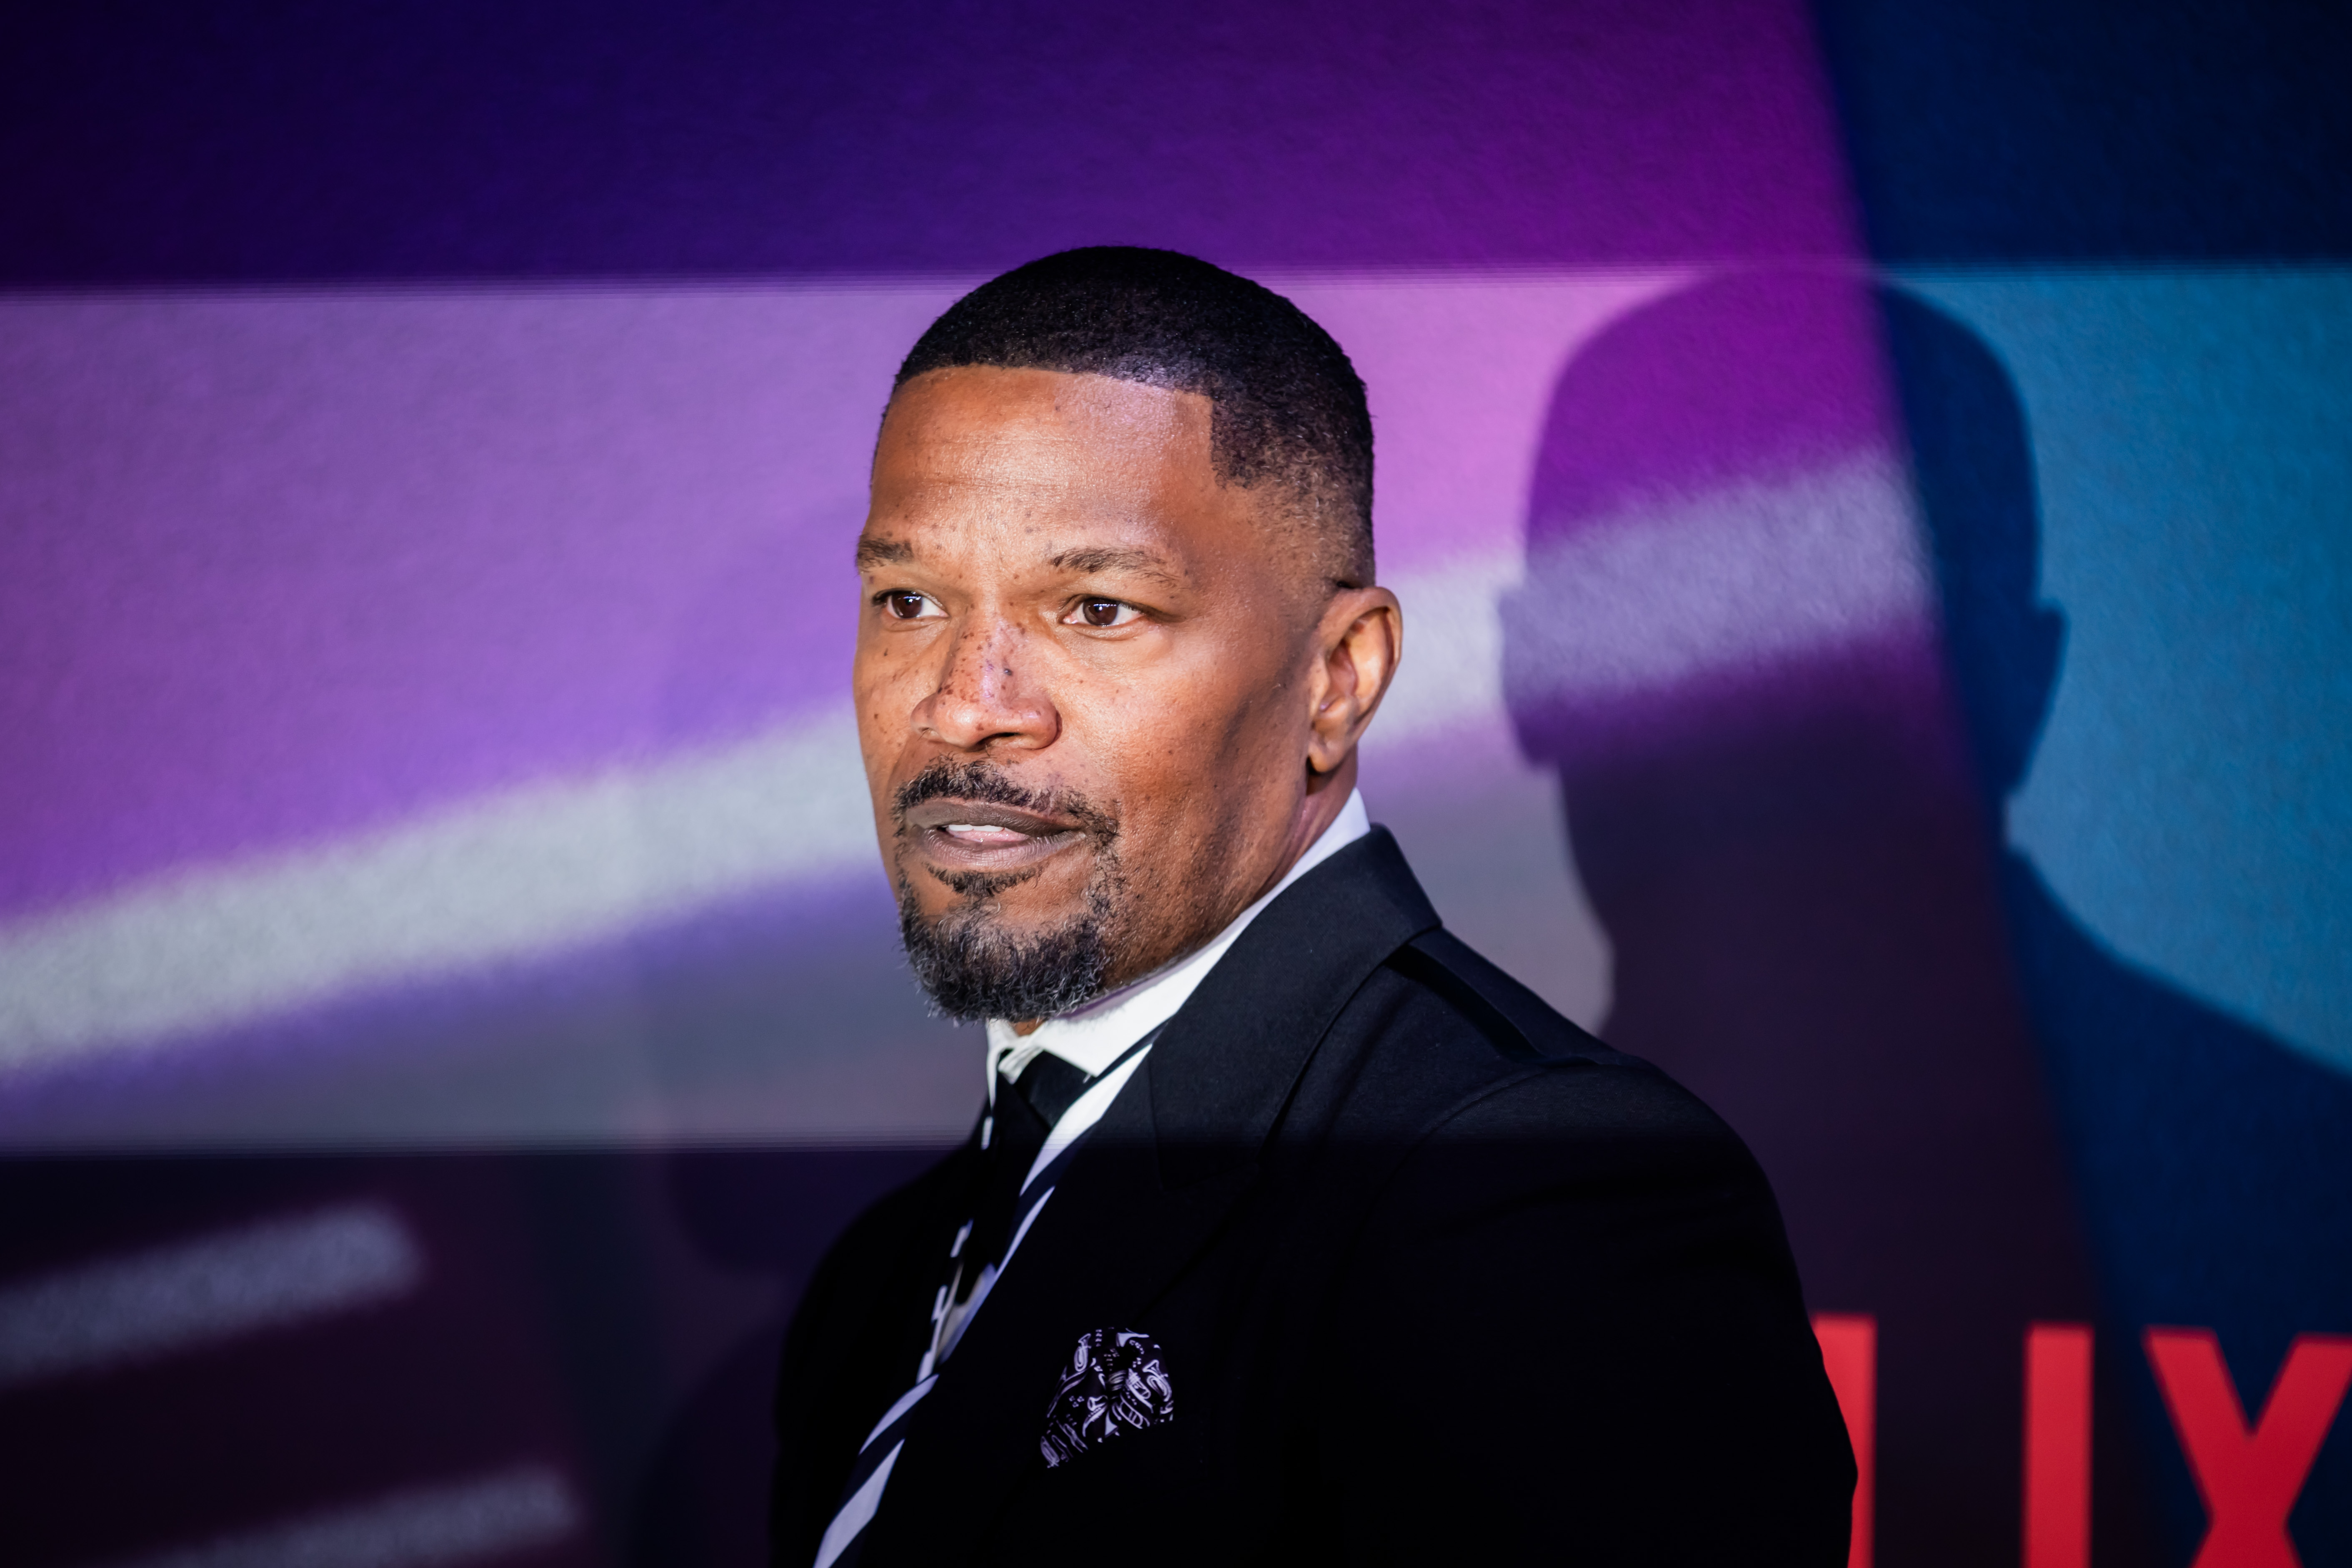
[2024,1323,2093,1568]
[2145,1328,2352,1568]
[1814,1313,1876,1568]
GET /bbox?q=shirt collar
[984,789,1371,1095]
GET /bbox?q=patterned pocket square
[1041,1327,1175,1467]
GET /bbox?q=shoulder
[1340,925,1732,1144]
[1314,933,1850,1560]
[1332,926,1779,1233]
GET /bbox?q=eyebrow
[854,537,915,570]
[1048,545,1184,587]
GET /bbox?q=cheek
[852,625,923,702]
[852,638,920,768]
[1067,631,1305,802]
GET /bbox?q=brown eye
[1058,597,1141,630]
[884,592,931,620]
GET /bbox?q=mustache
[890,759,1118,840]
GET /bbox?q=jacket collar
[1143,825,1438,1189]
[863,827,1440,1563]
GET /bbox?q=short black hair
[893,246,1375,585]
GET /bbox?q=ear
[2012,602,2066,787]
[1305,587,1404,775]
[1976,600,2067,800]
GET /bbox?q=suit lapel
[863,829,1439,1563]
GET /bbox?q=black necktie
[814,1049,1119,1568]
[954,1051,1094,1304]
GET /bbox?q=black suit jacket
[771,829,1854,1565]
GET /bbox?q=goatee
[891,759,1126,1022]
[897,874,1118,1022]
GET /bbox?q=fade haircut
[893,246,1376,586]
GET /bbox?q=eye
[1065,598,1141,629]
[877,590,943,621]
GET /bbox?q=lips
[901,797,1090,871]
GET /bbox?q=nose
[911,612,1060,753]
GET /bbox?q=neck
[1257,753,1359,905]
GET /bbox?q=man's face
[853,367,1351,1019]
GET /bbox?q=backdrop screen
[2,3,2347,1565]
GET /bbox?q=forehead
[868,368,1225,528]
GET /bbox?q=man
[771,247,1854,1566]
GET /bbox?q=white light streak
[0,1204,422,1388]
[1368,550,1519,748]
[0,714,873,1073]
[0,490,1910,1083]
[1501,450,1933,707]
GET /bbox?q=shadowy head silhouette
[1504,270,2352,1567]
[1504,270,2062,821]
[1495,270,2134,1568]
